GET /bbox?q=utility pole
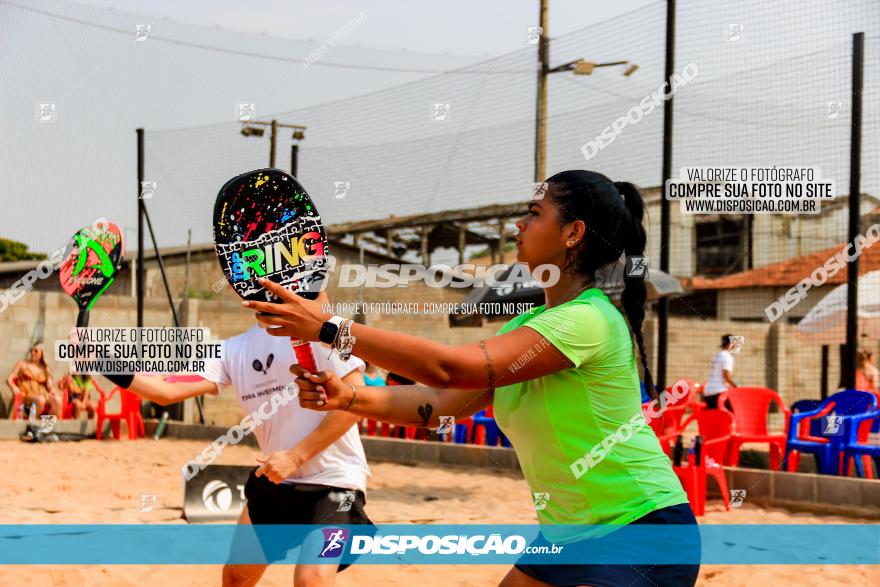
[532,0,636,183]
[534,0,550,182]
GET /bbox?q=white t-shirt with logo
[705,350,734,396]
[200,326,370,492]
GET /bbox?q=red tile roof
[688,239,880,290]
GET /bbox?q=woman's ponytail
[546,171,658,400]
[615,182,656,400]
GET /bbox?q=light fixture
[292,129,305,140]
[573,60,596,75]
[240,125,264,137]
[623,63,639,77]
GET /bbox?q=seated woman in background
[58,370,99,419]
[6,343,61,418]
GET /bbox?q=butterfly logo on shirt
[252,353,275,375]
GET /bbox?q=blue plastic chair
[640,382,650,403]
[452,421,470,444]
[784,400,831,472]
[790,400,824,435]
[785,390,878,475]
[842,403,880,478]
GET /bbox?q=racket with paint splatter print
[212,169,329,372]
[58,220,124,328]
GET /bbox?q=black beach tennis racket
[59,220,124,328]
[213,169,329,373]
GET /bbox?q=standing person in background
[856,349,879,393]
[704,334,738,409]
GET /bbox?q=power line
[0,0,534,75]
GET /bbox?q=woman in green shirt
[246,170,699,586]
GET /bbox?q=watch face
[320,321,339,345]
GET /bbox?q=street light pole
[532,0,636,183]
[239,119,306,170]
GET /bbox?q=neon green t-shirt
[493,288,688,538]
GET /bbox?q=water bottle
[153,411,169,440]
[672,435,684,466]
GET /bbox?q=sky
[0,0,658,254]
[1,0,877,257]
[69,0,658,58]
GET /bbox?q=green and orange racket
[59,220,124,328]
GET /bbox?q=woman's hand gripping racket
[59,219,124,328]
[212,169,330,373]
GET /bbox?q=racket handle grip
[292,340,317,373]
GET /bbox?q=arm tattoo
[479,340,496,390]
[417,403,433,427]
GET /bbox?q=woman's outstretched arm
[124,375,219,406]
[246,279,572,390]
[288,364,494,427]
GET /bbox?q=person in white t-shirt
[703,334,739,409]
[101,317,372,587]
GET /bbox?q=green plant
[0,238,47,262]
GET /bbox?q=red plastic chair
[684,380,708,412]
[673,460,707,517]
[719,387,791,470]
[10,375,21,419]
[643,386,692,455]
[681,409,734,511]
[59,387,73,419]
[97,386,145,440]
[363,419,392,438]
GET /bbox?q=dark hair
[721,334,734,347]
[546,170,655,399]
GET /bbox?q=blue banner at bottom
[0,525,877,565]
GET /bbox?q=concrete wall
[2,286,865,423]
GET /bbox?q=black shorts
[704,394,720,409]
[236,468,373,568]
[515,503,701,587]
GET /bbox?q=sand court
[0,439,876,586]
